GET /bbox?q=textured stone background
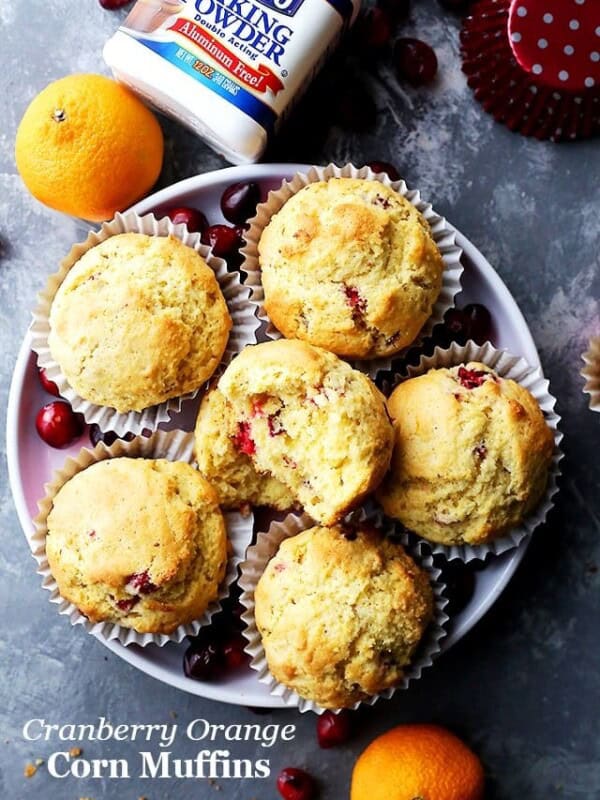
[1,0,599,798]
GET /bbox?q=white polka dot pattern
[508,0,600,91]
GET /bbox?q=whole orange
[350,724,485,800]
[15,74,163,221]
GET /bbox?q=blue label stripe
[133,36,277,132]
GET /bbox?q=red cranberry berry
[220,181,261,225]
[443,307,470,344]
[344,285,367,317]
[316,710,353,748]
[223,634,249,670]
[366,160,401,181]
[99,0,130,8]
[457,366,488,389]
[165,206,208,235]
[277,767,316,800]
[126,570,158,594]
[202,224,244,260]
[394,38,438,86]
[184,639,225,681]
[463,303,492,344]
[38,367,60,397]
[357,7,393,53]
[116,597,139,613]
[232,421,256,456]
[35,401,84,448]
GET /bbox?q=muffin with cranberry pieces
[217,339,394,524]
[377,363,555,546]
[258,178,443,359]
[48,233,231,413]
[45,458,227,634]
[195,385,296,511]
[254,524,434,709]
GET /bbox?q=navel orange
[15,73,163,221]
[350,723,485,800]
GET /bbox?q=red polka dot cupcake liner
[461,0,600,141]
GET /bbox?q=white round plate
[7,163,538,707]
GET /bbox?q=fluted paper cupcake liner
[238,510,448,714]
[31,210,260,436]
[582,337,600,413]
[383,340,563,562]
[31,430,253,647]
[242,163,463,379]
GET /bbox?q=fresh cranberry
[35,401,84,448]
[357,7,393,53]
[220,181,260,225]
[38,367,60,397]
[377,0,410,23]
[334,82,377,131]
[463,303,492,345]
[443,307,470,344]
[184,639,225,681]
[99,0,130,8]
[223,634,249,670]
[165,206,208,235]
[89,424,135,448]
[394,38,438,86]
[457,366,488,389]
[344,285,367,316]
[474,443,487,459]
[202,224,244,260]
[316,710,353,748]
[367,161,401,181]
[277,767,316,800]
[126,570,158,594]
[232,421,256,456]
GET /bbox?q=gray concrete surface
[1,0,599,798]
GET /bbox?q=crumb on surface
[24,763,37,778]
[69,747,82,758]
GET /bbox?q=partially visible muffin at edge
[195,386,296,511]
[48,233,232,412]
[258,178,444,359]
[45,458,228,634]
[254,524,434,709]
[216,339,394,524]
[377,362,555,546]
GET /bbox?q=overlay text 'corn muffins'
[258,178,444,359]
[254,524,435,709]
[46,458,228,634]
[48,233,232,413]
[216,339,394,524]
[195,386,296,511]
[377,363,555,546]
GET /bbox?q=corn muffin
[258,178,444,359]
[217,340,394,524]
[195,386,296,511]
[254,524,434,709]
[377,363,555,546]
[48,233,232,412]
[46,458,228,634]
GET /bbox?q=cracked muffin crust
[377,363,555,546]
[217,339,394,524]
[195,386,296,511]
[254,524,434,709]
[46,458,228,634]
[258,178,444,359]
[48,233,232,412]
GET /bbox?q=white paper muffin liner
[382,340,563,562]
[242,163,464,379]
[31,210,260,436]
[31,429,253,647]
[238,510,448,714]
[582,337,600,413]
